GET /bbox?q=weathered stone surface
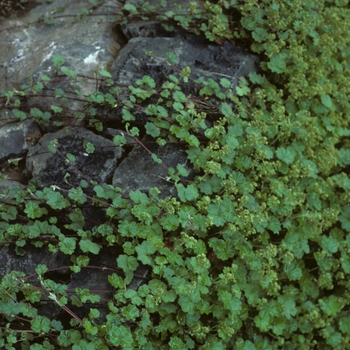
[0,0,36,18]
[0,179,24,196]
[0,0,124,134]
[113,135,195,197]
[0,0,259,324]
[110,35,257,91]
[0,0,121,92]
[122,0,207,39]
[121,20,187,39]
[26,126,122,188]
[0,119,41,162]
[0,244,71,277]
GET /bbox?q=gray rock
[0,180,24,197]
[0,119,41,162]
[0,1,121,91]
[26,126,122,188]
[0,0,123,131]
[0,244,71,277]
[122,0,207,39]
[110,36,257,92]
[0,0,259,326]
[113,135,194,198]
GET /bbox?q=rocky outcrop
[26,126,122,189]
[0,0,258,322]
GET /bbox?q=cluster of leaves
[1,0,350,349]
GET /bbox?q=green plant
[1,0,350,348]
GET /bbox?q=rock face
[0,119,41,162]
[26,126,122,189]
[113,135,195,198]
[0,0,258,322]
[111,35,256,92]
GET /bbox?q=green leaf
[26,220,50,239]
[51,105,62,114]
[59,237,76,255]
[220,102,233,118]
[268,52,287,73]
[43,187,68,209]
[340,206,350,232]
[108,325,133,347]
[123,2,138,13]
[320,94,334,110]
[135,241,156,265]
[0,299,22,315]
[122,304,140,321]
[79,238,101,255]
[66,153,76,163]
[207,203,226,226]
[176,163,189,177]
[162,289,177,303]
[124,289,143,305]
[108,273,124,289]
[339,316,350,335]
[169,337,186,349]
[145,122,160,137]
[136,75,156,88]
[166,51,179,64]
[236,84,250,96]
[122,108,135,121]
[89,308,100,319]
[278,294,297,320]
[220,78,231,88]
[151,153,162,164]
[72,339,95,350]
[24,201,48,219]
[31,315,51,334]
[283,260,303,280]
[252,27,268,43]
[160,213,180,231]
[173,91,187,103]
[218,290,242,315]
[52,54,65,68]
[283,232,309,259]
[198,175,222,195]
[51,319,63,331]
[113,134,127,146]
[76,288,100,303]
[60,66,77,78]
[321,235,339,255]
[249,71,265,84]
[99,69,112,78]
[130,189,149,204]
[268,216,281,234]
[337,148,350,166]
[209,238,235,260]
[12,109,27,120]
[68,187,87,204]
[276,146,296,164]
[83,319,98,336]
[0,204,18,221]
[178,290,201,314]
[320,295,344,317]
[176,183,199,202]
[83,140,95,154]
[117,254,138,273]
[207,197,235,227]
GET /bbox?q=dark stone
[0,119,41,162]
[26,126,122,189]
[0,0,259,325]
[113,135,195,198]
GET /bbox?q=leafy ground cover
[1,0,350,348]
